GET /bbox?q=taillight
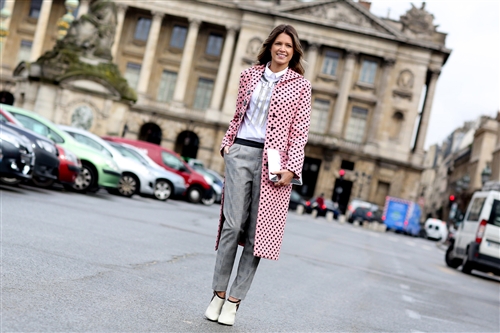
[306,201,310,206]
[476,219,488,244]
[322,204,326,210]
[382,216,386,221]
[366,211,372,217]
[348,205,353,211]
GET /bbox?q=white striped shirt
[237,65,288,143]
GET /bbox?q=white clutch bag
[267,149,303,185]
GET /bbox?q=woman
[205,24,312,326]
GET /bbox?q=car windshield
[111,144,148,165]
[161,151,186,171]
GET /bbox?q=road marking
[400,284,410,290]
[402,295,414,303]
[406,309,421,319]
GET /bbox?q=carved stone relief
[246,37,263,58]
[71,105,94,130]
[397,69,414,90]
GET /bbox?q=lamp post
[57,0,79,40]
[0,6,11,55]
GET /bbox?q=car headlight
[203,175,214,185]
[105,159,120,172]
[36,140,57,154]
[0,131,21,148]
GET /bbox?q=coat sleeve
[286,79,312,179]
[220,70,247,155]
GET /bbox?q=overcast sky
[368,0,500,149]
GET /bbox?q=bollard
[363,220,369,228]
[339,214,346,224]
[311,209,318,218]
[326,211,334,221]
[353,220,359,226]
[296,205,304,215]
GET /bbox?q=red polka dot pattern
[215,64,312,261]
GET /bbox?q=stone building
[0,0,451,210]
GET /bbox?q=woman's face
[270,32,294,70]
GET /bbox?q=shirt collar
[264,63,288,82]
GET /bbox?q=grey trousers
[212,143,262,300]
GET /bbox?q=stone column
[173,18,201,104]
[30,0,53,61]
[305,43,319,82]
[209,26,237,111]
[0,0,16,62]
[77,0,90,18]
[366,58,396,144]
[330,50,357,136]
[137,11,164,96]
[414,69,440,153]
[111,3,128,60]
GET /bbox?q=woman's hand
[272,170,294,186]
[224,146,230,155]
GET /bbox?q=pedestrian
[315,193,325,208]
[204,24,312,326]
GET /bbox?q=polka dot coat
[215,64,312,261]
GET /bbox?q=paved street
[2,184,499,332]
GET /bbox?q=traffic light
[339,169,345,180]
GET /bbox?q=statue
[62,0,117,60]
[400,2,437,35]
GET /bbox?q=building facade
[0,0,451,209]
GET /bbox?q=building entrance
[0,91,14,105]
[139,123,162,144]
[175,131,199,159]
[297,157,321,199]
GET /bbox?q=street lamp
[481,165,491,185]
[57,0,80,40]
[0,6,11,54]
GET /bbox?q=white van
[445,189,500,275]
[424,218,448,240]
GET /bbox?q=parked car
[0,121,59,187]
[349,207,372,223]
[305,198,340,219]
[346,199,378,220]
[424,218,448,241]
[55,144,81,186]
[105,141,187,200]
[1,106,80,187]
[59,125,161,199]
[4,105,121,193]
[289,190,306,211]
[0,125,35,182]
[445,188,500,275]
[102,136,213,204]
[187,160,223,204]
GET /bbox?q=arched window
[175,131,199,159]
[0,91,15,105]
[139,123,162,145]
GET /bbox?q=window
[359,60,378,84]
[17,40,33,64]
[157,70,177,102]
[11,114,64,143]
[206,33,223,56]
[193,78,214,110]
[161,151,185,171]
[170,25,187,49]
[488,200,500,227]
[134,17,151,41]
[67,132,112,157]
[466,197,486,222]
[124,63,141,89]
[345,107,368,143]
[0,0,5,10]
[29,0,42,18]
[341,160,355,171]
[321,51,339,76]
[309,99,330,133]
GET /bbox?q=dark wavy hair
[256,24,305,75]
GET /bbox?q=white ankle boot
[217,300,240,326]
[204,293,225,321]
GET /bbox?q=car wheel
[118,174,138,198]
[72,163,96,193]
[187,186,202,204]
[445,243,462,269]
[461,249,474,274]
[0,177,22,185]
[202,192,215,206]
[154,180,172,201]
[32,176,55,188]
